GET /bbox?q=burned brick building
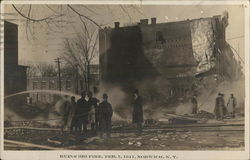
[99,12,243,102]
[4,21,27,96]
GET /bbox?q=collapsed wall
[99,11,244,117]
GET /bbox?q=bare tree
[20,60,39,77]
[26,64,38,77]
[11,4,146,39]
[20,60,57,78]
[36,62,57,77]
[10,4,145,90]
[62,24,98,91]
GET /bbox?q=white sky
[3,4,245,65]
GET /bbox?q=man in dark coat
[191,95,198,114]
[214,93,225,120]
[75,91,89,134]
[87,91,100,134]
[99,93,113,138]
[132,89,143,135]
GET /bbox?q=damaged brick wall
[99,13,243,102]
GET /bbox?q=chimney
[140,19,148,25]
[151,18,156,25]
[114,22,120,29]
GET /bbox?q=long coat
[99,101,113,132]
[214,96,225,118]
[227,97,237,113]
[75,97,89,124]
[132,96,143,123]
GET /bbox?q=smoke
[175,78,245,115]
[134,77,174,120]
[175,102,193,115]
[4,86,131,127]
[95,83,131,121]
[136,77,170,103]
[5,77,244,127]
[198,78,245,113]
[4,91,75,127]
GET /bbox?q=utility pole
[75,64,79,94]
[54,58,62,91]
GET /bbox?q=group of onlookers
[61,91,113,138]
[191,93,237,120]
[214,93,237,120]
[61,89,144,138]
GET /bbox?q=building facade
[99,13,243,102]
[27,64,99,103]
[4,21,27,96]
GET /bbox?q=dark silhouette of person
[132,89,143,135]
[191,95,198,114]
[75,91,88,135]
[99,93,113,138]
[214,93,225,120]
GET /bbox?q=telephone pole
[54,58,62,91]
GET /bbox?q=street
[4,118,244,150]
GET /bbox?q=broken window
[156,31,166,44]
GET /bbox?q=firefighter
[99,93,113,138]
[75,91,88,135]
[227,93,237,118]
[214,93,225,120]
[132,89,143,135]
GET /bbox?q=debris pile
[194,110,215,119]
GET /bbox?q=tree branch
[67,4,102,29]
[12,4,64,22]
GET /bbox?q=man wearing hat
[99,93,113,138]
[214,93,225,120]
[132,89,144,135]
[75,91,88,135]
[191,95,198,114]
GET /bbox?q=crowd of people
[61,91,113,138]
[61,89,144,138]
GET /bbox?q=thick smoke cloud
[176,78,245,115]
